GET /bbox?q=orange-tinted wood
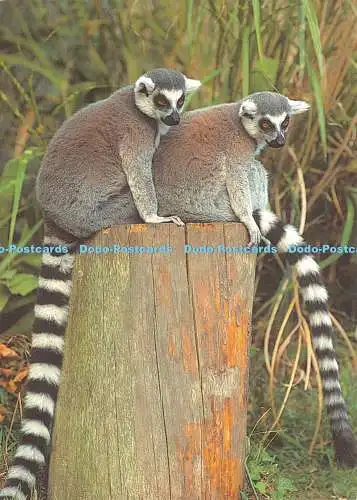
[49,223,255,499]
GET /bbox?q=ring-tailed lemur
[150,92,357,468]
[0,68,201,500]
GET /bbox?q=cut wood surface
[48,223,256,499]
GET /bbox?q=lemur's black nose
[268,133,285,148]
[162,110,180,126]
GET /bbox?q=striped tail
[0,242,76,499]
[254,208,357,468]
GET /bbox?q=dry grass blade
[268,297,296,419]
[264,278,290,375]
[330,313,357,369]
[296,166,307,234]
[308,114,357,209]
[1,394,21,471]
[267,330,302,434]
[330,184,344,220]
[275,323,301,375]
[293,280,323,454]
[13,110,35,159]
[307,344,324,455]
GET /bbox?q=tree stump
[48,223,256,499]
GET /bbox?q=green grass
[244,346,357,499]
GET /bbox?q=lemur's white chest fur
[155,122,170,149]
[254,142,266,157]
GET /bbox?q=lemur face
[239,92,310,149]
[245,111,290,149]
[134,68,201,126]
[151,88,185,125]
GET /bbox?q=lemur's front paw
[248,229,261,246]
[145,214,185,226]
[168,215,185,226]
[242,217,262,246]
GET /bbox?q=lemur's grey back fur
[151,93,357,468]
[0,68,201,500]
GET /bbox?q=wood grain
[48,223,256,499]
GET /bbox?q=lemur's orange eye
[282,116,290,128]
[154,94,169,108]
[259,118,273,131]
[177,94,185,107]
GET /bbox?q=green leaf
[0,219,43,276]
[9,150,34,246]
[15,254,42,270]
[0,283,10,311]
[199,68,221,85]
[252,0,263,60]
[242,27,250,97]
[0,269,17,282]
[68,81,101,95]
[302,0,324,78]
[186,0,194,49]
[193,1,206,44]
[1,29,60,73]
[248,463,261,481]
[1,292,36,314]
[3,309,34,335]
[310,68,327,157]
[255,481,266,493]
[0,53,65,88]
[346,0,357,16]
[1,147,42,180]
[7,273,38,296]
[251,57,279,91]
[298,3,306,77]
[277,476,296,492]
[272,476,297,499]
[184,68,221,108]
[87,47,108,76]
[0,179,16,194]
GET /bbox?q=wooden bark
[48,223,256,500]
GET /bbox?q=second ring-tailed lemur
[0,68,201,500]
[150,92,357,468]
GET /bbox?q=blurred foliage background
[0,0,356,497]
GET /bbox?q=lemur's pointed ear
[287,98,310,114]
[184,76,202,94]
[135,76,156,96]
[239,100,257,118]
